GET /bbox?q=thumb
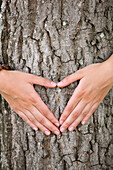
[29,75,56,88]
[57,70,83,87]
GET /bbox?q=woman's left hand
[57,56,113,132]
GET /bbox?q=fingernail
[33,127,38,131]
[82,120,86,125]
[45,131,50,135]
[55,122,59,127]
[51,82,56,86]
[57,82,63,86]
[60,120,63,125]
[60,127,65,132]
[55,131,60,135]
[69,126,74,131]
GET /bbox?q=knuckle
[64,121,69,128]
[38,117,45,124]
[66,106,72,113]
[65,104,74,113]
[77,89,86,98]
[49,125,54,131]
[83,110,87,116]
[61,114,67,120]
[72,111,78,119]
[82,88,87,95]
[83,96,90,104]
[28,94,36,103]
[22,101,30,109]
[50,118,55,124]
[44,111,49,117]
[28,106,34,112]
[30,117,36,123]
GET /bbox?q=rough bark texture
[0,0,113,169]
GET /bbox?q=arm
[57,54,113,132]
[0,70,60,135]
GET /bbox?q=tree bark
[0,0,113,169]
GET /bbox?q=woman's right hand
[0,70,60,135]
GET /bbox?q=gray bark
[0,0,113,169]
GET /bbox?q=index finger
[57,70,83,87]
[29,74,57,88]
[59,81,85,125]
[32,88,59,127]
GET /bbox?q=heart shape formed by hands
[1,57,113,136]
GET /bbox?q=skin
[0,70,60,135]
[57,54,113,132]
[0,55,113,135]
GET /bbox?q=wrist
[0,70,9,95]
[103,54,113,86]
[106,54,113,67]
[0,63,11,94]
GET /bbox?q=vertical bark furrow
[1,98,13,170]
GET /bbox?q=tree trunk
[0,0,113,169]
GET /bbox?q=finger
[81,103,98,125]
[29,74,56,88]
[60,99,87,132]
[18,110,51,135]
[69,115,84,131]
[57,70,83,87]
[81,93,106,125]
[59,81,85,125]
[29,106,60,135]
[5,89,59,129]
[17,110,38,131]
[68,103,92,131]
[30,89,59,127]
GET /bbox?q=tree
[0,0,113,169]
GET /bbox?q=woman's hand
[0,70,60,135]
[57,55,113,132]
